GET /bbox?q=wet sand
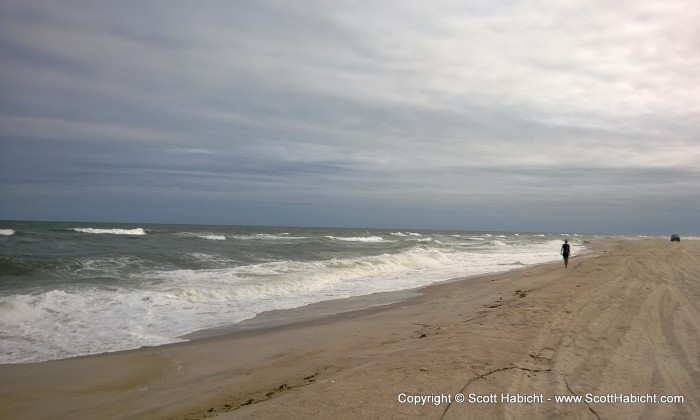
[1,239,698,419]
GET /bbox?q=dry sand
[1,239,699,419]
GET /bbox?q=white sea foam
[199,234,226,240]
[0,229,15,236]
[0,299,39,325]
[325,236,384,242]
[71,228,146,235]
[231,234,303,241]
[177,232,227,240]
[0,290,186,363]
[406,237,439,246]
[144,247,457,308]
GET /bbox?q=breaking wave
[71,228,147,235]
[325,236,384,242]
[199,235,226,241]
[177,232,226,241]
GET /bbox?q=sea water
[1,221,591,364]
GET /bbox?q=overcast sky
[1,1,699,234]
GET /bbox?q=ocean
[1,221,592,364]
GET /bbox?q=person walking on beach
[561,240,570,268]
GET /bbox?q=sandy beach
[1,239,698,419]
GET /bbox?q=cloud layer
[1,1,699,233]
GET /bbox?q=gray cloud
[1,0,699,233]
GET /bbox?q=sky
[1,1,699,235]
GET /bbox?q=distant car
[671,234,680,242]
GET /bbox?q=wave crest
[325,236,384,242]
[71,228,147,235]
[158,247,452,304]
[199,235,226,241]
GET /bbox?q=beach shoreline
[1,239,698,419]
